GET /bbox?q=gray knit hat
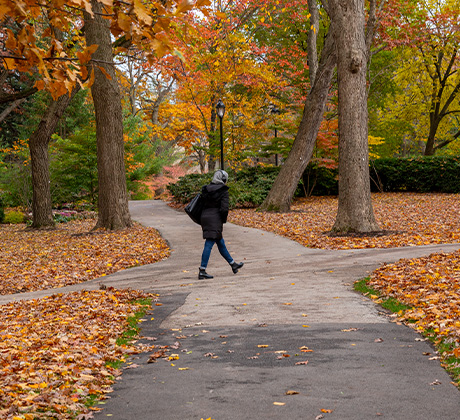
[211,169,229,184]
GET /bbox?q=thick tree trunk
[29,89,78,229]
[259,21,337,212]
[330,0,379,233]
[84,0,132,229]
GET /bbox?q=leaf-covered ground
[0,288,156,420]
[369,250,460,365]
[0,219,170,295]
[229,193,460,249]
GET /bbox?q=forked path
[94,201,460,420]
[3,200,460,419]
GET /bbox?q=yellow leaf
[98,65,112,80]
[134,0,153,25]
[286,390,299,395]
[117,12,132,32]
[273,402,286,406]
[175,0,194,15]
[196,0,211,7]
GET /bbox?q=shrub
[167,173,213,204]
[302,164,338,196]
[0,195,4,223]
[371,156,460,193]
[53,210,78,223]
[167,155,460,206]
[167,168,282,208]
[4,210,25,224]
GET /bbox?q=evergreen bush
[0,195,4,223]
[167,167,280,208]
[167,156,460,208]
[371,156,460,193]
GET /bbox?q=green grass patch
[354,278,412,314]
[96,298,153,394]
[420,329,460,385]
[116,297,152,346]
[85,298,153,409]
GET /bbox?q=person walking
[198,169,244,280]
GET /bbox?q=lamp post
[271,105,280,166]
[216,99,225,170]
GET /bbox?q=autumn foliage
[0,0,212,98]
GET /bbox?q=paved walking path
[3,200,460,419]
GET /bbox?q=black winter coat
[200,183,229,240]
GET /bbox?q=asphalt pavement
[3,200,460,419]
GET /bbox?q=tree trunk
[424,121,439,156]
[259,20,337,212]
[84,0,132,230]
[330,0,379,233]
[29,89,79,229]
[307,0,319,86]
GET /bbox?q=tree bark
[0,98,26,124]
[29,89,79,229]
[259,19,338,212]
[330,0,379,233]
[84,0,132,230]
[307,0,319,86]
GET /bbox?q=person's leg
[200,239,216,270]
[216,238,244,274]
[216,238,234,264]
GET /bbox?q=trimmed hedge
[370,156,460,193]
[167,156,460,208]
[303,156,460,195]
[167,167,281,209]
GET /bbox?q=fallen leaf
[285,390,299,395]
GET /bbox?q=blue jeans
[200,238,234,269]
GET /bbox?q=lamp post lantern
[271,105,280,166]
[216,99,226,170]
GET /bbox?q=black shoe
[199,268,213,279]
[231,262,244,274]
